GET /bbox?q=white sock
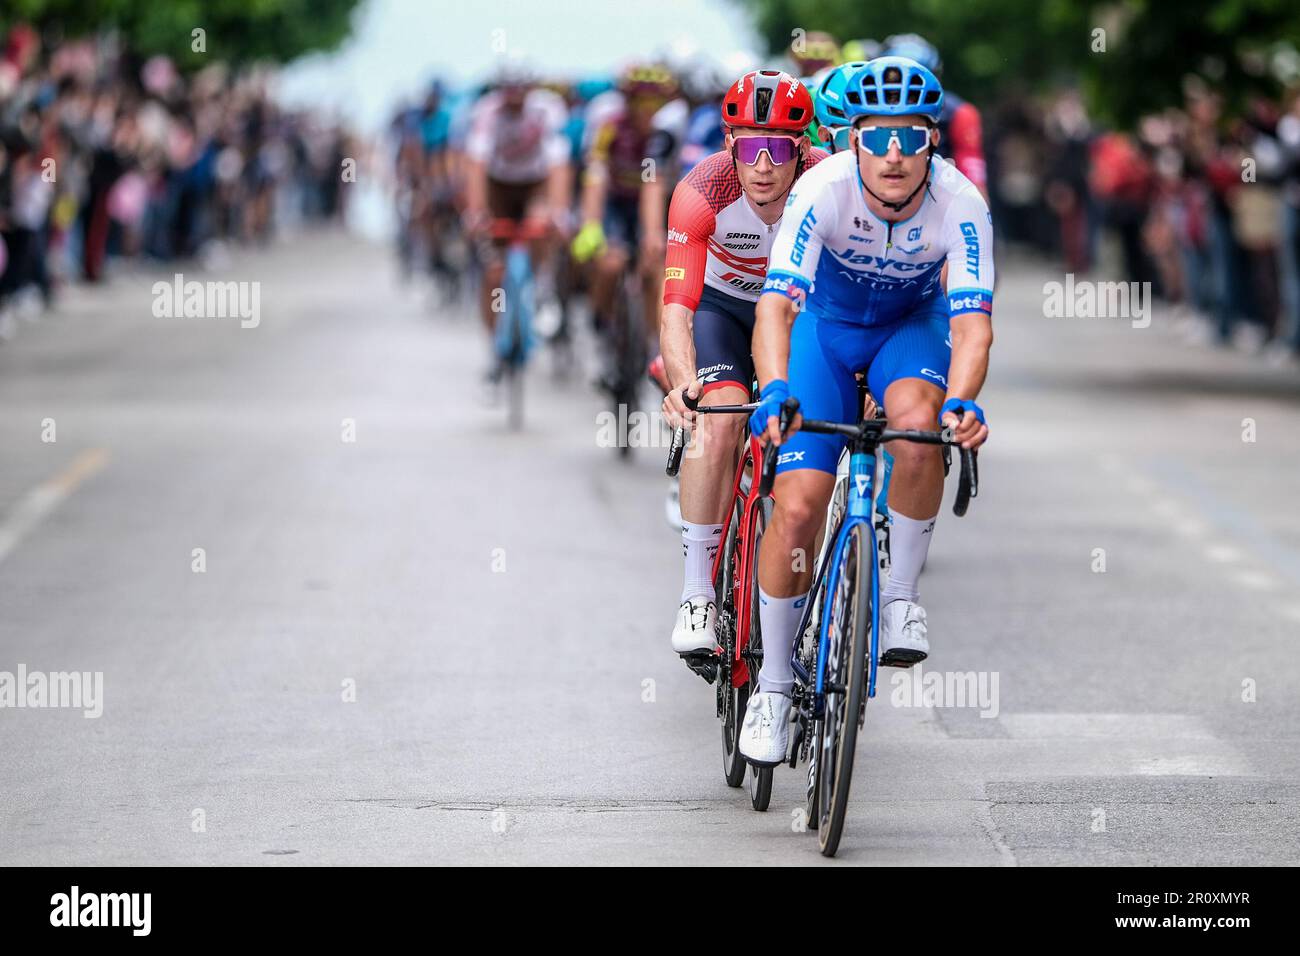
[681,521,723,603]
[880,510,937,606]
[757,587,808,696]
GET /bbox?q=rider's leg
[588,245,625,324]
[866,306,952,608]
[673,296,761,657]
[678,383,747,599]
[479,256,505,336]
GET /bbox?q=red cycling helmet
[721,70,812,133]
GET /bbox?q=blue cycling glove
[940,397,986,427]
[750,379,789,439]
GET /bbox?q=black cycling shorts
[693,284,756,395]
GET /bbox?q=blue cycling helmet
[881,33,942,75]
[813,60,869,129]
[842,56,943,123]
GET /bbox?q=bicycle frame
[791,445,882,714]
[709,430,767,689]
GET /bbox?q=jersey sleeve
[539,92,571,169]
[948,102,986,192]
[762,176,836,301]
[662,177,715,310]
[942,188,995,319]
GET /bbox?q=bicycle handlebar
[798,416,979,516]
[664,394,978,517]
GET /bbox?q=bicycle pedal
[879,649,927,669]
[680,651,719,685]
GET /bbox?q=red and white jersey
[663,148,827,310]
[464,88,569,184]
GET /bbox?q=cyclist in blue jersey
[812,59,869,154]
[738,58,994,765]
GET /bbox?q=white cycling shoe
[879,599,929,667]
[738,691,792,767]
[671,598,718,656]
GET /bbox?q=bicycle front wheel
[817,521,873,857]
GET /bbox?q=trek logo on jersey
[667,228,689,245]
[665,267,686,280]
[960,222,980,279]
[719,272,765,294]
[791,208,818,266]
[948,289,993,315]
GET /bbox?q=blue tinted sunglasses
[819,125,852,153]
[855,124,931,156]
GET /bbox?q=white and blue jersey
[763,150,993,322]
[760,151,995,476]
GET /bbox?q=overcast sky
[279,0,764,131]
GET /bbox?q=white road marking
[0,448,109,565]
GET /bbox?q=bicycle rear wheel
[816,522,873,856]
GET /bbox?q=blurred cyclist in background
[463,60,571,382]
[788,30,841,81]
[676,59,733,178]
[881,33,987,198]
[572,62,679,380]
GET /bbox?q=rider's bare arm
[753,291,796,390]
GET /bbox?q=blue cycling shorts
[776,293,952,476]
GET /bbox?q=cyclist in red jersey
[660,70,827,660]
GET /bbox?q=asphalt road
[1,231,1298,865]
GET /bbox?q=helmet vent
[788,106,805,121]
[755,87,773,123]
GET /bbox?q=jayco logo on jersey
[960,222,980,279]
[833,249,936,271]
[667,228,689,245]
[791,208,818,266]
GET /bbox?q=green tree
[1,0,361,68]
[741,0,1300,124]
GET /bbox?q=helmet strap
[857,142,935,214]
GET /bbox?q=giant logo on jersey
[791,208,818,266]
[960,222,980,280]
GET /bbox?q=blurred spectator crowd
[0,24,353,332]
[989,78,1300,357]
